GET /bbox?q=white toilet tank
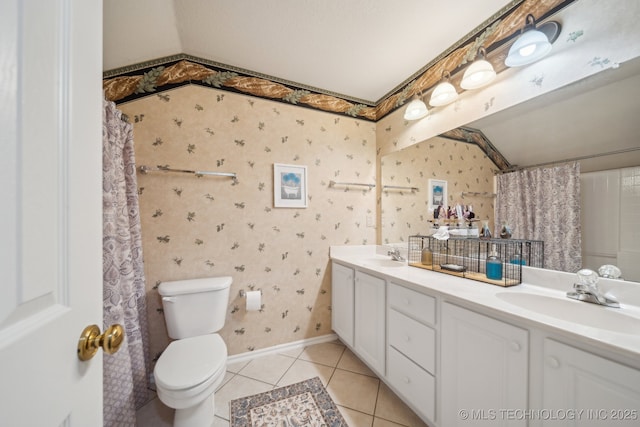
[158,276,232,339]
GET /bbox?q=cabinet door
[543,339,640,426]
[331,262,354,347]
[355,270,386,374]
[442,303,528,426]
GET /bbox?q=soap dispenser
[486,244,503,280]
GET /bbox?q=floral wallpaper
[381,137,496,244]
[118,85,376,359]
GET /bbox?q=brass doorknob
[77,324,125,361]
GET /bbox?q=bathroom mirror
[381,56,640,279]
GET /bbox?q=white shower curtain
[102,98,150,426]
[495,162,582,272]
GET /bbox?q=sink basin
[363,258,406,268]
[496,292,640,334]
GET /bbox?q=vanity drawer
[388,282,436,326]
[389,308,435,374]
[387,346,435,422]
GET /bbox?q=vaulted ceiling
[103,0,515,104]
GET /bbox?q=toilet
[154,276,232,427]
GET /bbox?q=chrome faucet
[567,269,620,308]
[388,248,406,262]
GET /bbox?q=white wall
[581,166,640,281]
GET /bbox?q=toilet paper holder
[239,289,262,297]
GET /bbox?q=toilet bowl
[153,277,232,427]
[154,334,227,426]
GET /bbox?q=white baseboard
[227,333,339,364]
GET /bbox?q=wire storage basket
[408,235,544,287]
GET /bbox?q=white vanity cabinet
[387,282,438,423]
[331,249,640,427]
[354,270,386,374]
[331,262,355,347]
[441,302,529,426]
[331,262,386,375]
[542,339,640,426]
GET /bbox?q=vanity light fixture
[460,47,496,90]
[403,92,429,120]
[429,71,458,107]
[505,14,559,67]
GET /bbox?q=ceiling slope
[103,0,514,103]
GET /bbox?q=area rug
[229,376,348,426]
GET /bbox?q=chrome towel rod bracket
[139,165,236,178]
[461,191,496,198]
[329,180,375,189]
[383,185,419,192]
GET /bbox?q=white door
[0,1,104,425]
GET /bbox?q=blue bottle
[486,244,503,280]
[510,252,526,265]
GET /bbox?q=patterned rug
[229,376,348,426]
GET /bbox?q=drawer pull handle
[546,356,561,369]
[404,298,411,305]
[403,376,410,384]
[404,335,411,342]
[510,341,522,352]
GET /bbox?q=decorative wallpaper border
[103,0,578,171]
[103,56,376,120]
[104,0,576,120]
[440,126,512,171]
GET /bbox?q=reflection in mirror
[381,57,640,281]
[468,56,640,173]
[381,136,496,245]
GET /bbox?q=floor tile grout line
[325,344,347,385]
[372,378,382,423]
[272,351,301,386]
[236,343,345,387]
[232,371,280,388]
[336,404,376,427]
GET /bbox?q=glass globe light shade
[403,98,429,120]
[460,59,496,90]
[429,81,458,107]
[505,29,552,67]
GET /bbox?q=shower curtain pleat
[102,98,150,426]
[496,162,582,272]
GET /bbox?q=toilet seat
[155,334,227,392]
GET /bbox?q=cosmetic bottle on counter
[486,244,503,280]
[421,241,433,266]
[480,220,492,239]
[510,252,526,265]
[500,223,512,239]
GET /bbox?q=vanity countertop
[330,245,640,364]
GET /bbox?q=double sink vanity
[330,245,640,426]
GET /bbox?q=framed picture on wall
[274,163,308,208]
[428,179,447,212]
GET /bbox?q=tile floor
[136,340,430,427]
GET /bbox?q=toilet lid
[154,334,227,391]
[158,276,232,296]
